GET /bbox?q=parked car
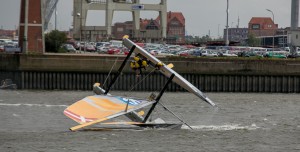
[62,44,76,52]
[192,49,202,56]
[66,41,79,50]
[107,47,121,54]
[97,46,109,54]
[219,50,238,57]
[265,51,287,58]
[201,50,218,57]
[149,50,159,55]
[0,45,4,52]
[178,50,190,56]
[85,44,96,52]
[96,42,110,50]
[123,48,130,55]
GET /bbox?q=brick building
[155,11,185,44]
[248,17,278,37]
[112,11,186,44]
[113,21,134,39]
[162,11,185,44]
[112,19,161,42]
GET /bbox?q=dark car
[66,41,79,50]
[192,49,202,56]
[62,44,76,52]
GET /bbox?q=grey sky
[0,0,293,38]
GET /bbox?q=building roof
[167,12,185,26]
[156,11,185,26]
[249,17,274,25]
[140,19,160,29]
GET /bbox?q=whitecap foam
[0,103,68,107]
[182,124,259,131]
[12,113,20,117]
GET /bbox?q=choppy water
[0,90,299,152]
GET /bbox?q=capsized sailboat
[64,38,216,131]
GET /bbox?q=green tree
[247,33,261,47]
[45,30,67,52]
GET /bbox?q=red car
[178,51,189,57]
[107,47,121,54]
[0,45,4,52]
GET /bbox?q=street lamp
[77,12,82,51]
[266,9,275,50]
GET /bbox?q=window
[171,21,179,26]
[146,21,158,30]
[252,24,260,29]
[117,27,123,32]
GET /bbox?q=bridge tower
[19,0,45,54]
[73,0,167,41]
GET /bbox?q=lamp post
[218,24,220,38]
[77,12,82,51]
[266,9,275,50]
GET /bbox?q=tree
[247,33,261,47]
[45,30,67,52]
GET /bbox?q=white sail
[123,38,216,106]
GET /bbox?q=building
[111,11,186,44]
[0,29,18,40]
[223,28,248,42]
[113,21,134,40]
[248,17,278,37]
[158,11,185,44]
[247,17,290,48]
[112,19,162,43]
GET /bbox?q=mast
[104,45,136,94]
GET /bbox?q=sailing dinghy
[64,38,216,131]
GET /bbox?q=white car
[220,50,238,57]
[201,50,218,57]
[98,47,109,54]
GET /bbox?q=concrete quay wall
[9,54,300,75]
[1,54,300,92]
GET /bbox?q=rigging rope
[128,68,156,92]
[103,57,119,87]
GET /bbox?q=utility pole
[225,0,229,46]
[55,1,58,30]
[218,24,220,38]
[23,0,29,53]
[266,9,275,50]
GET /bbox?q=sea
[0,90,299,152]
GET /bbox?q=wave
[182,124,259,131]
[0,103,68,107]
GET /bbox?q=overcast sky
[0,0,293,38]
